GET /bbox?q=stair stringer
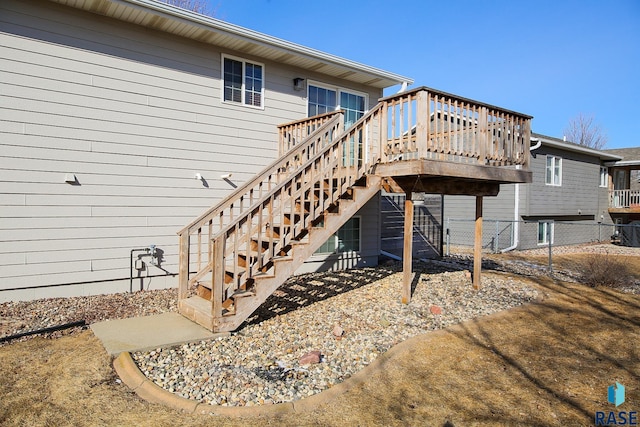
[212,175,382,332]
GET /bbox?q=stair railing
[177,113,343,299]
[206,100,387,323]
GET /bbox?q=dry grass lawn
[1,254,639,426]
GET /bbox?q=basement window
[314,217,361,254]
[537,221,554,245]
[222,55,264,108]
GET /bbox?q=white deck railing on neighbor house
[610,189,640,208]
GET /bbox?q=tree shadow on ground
[333,263,640,426]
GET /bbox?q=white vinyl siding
[0,0,385,301]
[545,155,562,186]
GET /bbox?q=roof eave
[50,0,413,89]
[531,133,622,161]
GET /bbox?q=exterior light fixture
[293,78,305,91]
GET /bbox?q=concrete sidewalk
[91,312,227,356]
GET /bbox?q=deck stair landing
[177,87,532,332]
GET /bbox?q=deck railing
[610,189,640,208]
[277,111,343,155]
[380,87,531,167]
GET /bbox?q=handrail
[379,86,533,120]
[178,113,343,237]
[215,105,382,240]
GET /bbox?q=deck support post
[402,192,414,304]
[473,196,483,289]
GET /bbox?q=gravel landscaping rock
[131,265,539,407]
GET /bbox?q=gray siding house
[443,133,623,250]
[0,0,413,301]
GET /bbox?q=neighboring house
[603,147,640,225]
[0,0,411,302]
[442,133,623,250]
[1,0,533,332]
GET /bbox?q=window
[537,221,554,245]
[222,55,263,108]
[545,155,562,186]
[307,83,367,127]
[314,217,361,254]
[308,85,336,116]
[307,83,367,167]
[600,167,608,188]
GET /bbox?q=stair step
[231,288,256,299]
[264,226,282,239]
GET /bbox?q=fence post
[445,218,450,256]
[547,221,553,275]
[598,222,602,242]
[494,220,500,253]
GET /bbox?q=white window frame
[537,221,555,245]
[599,166,608,188]
[314,216,362,255]
[545,155,562,186]
[306,80,368,119]
[221,54,264,109]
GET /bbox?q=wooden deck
[609,189,640,213]
[177,87,533,332]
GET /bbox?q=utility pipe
[501,139,541,253]
[0,320,86,344]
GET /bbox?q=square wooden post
[178,232,189,300]
[473,196,483,289]
[402,192,414,304]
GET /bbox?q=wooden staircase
[177,87,533,332]
[177,109,385,332]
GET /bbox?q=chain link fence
[445,219,640,256]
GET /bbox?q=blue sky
[212,1,639,149]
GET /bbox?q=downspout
[397,81,409,93]
[501,137,540,253]
[500,178,520,253]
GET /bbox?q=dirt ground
[0,253,638,426]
